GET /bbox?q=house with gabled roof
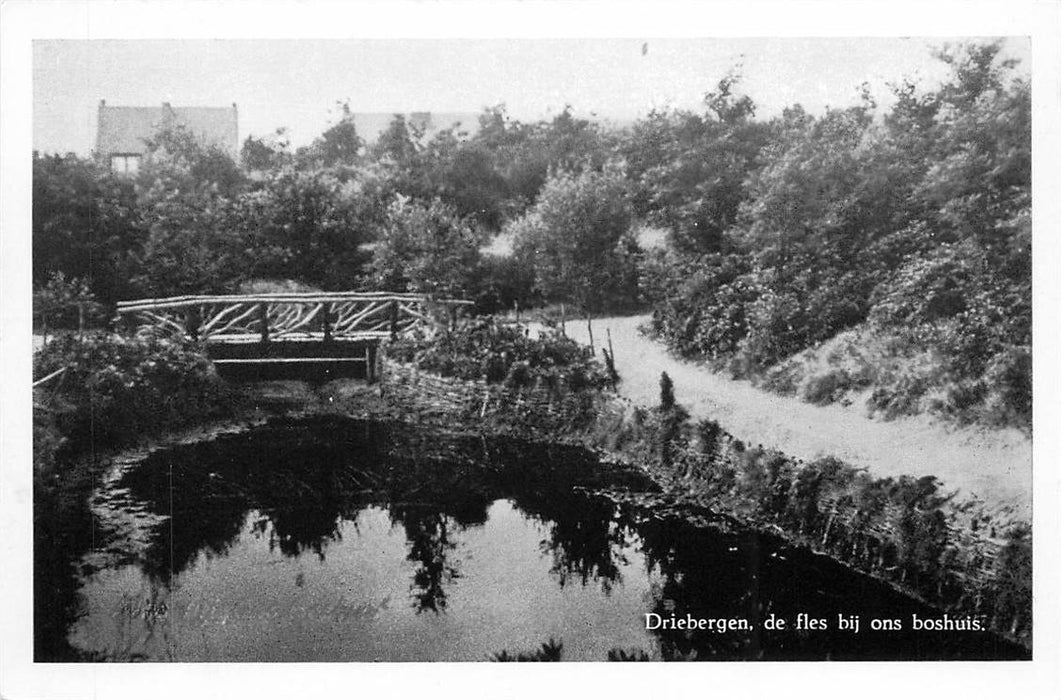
[96,100,238,175]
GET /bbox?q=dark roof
[96,102,238,156]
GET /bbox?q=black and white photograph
[2,1,1059,697]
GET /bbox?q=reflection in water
[391,506,461,614]
[527,494,629,594]
[41,416,1029,661]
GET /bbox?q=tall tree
[366,196,485,298]
[633,77,772,255]
[509,167,639,314]
[241,128,292,172]
[32,152,142,305]
[316,102,363,167]
[232,169,375,289]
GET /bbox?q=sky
[33,36,1030,156]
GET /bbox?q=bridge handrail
[116,292,475,313]
[115,291,475,343]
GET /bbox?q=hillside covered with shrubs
[33,42,1029,430]
[638,44,1029,431]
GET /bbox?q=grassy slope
[759,323,1030,434]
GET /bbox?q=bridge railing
[115,292,474,344]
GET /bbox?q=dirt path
[561,315,1031,518]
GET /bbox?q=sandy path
[560,315,1031,518]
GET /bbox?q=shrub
[659,372,676,410]
[641,252,757,362]
[508,167,641,314]
[33,272,106,334]
[867,375,932,420]
[33,333,231,452]
[366,195,485,297]
[386,318,611,393]
[982,346,1032,427]
[993,524,1032,637]
[801,369,852,405]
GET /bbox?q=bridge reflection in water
[116,292,474,381]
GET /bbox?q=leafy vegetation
[33,333,231,479]
[32,41,1029,429]
[641,43,1030,430]
[33,152,141,307]
[366,195,485,297]
[32,272,103,339]
[387,318,611,392]
[508,166,641,314]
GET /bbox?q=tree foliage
[643,41,1031,427]
[32,152,141,306]
[509,167,640,313]
[366,196,484,297]
[626,76,773,255]
[232,169,374,289]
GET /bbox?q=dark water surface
[47,416,1027,661]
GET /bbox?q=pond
[41,416,1028,661]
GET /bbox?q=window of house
[110,154,141,175]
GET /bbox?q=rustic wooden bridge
[115,292,474,381]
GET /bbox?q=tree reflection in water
[42,415,1028,661]
[633,508,762,660]
[111,417,516,615]
[117,429,355,582]
[390,506,460,614]
[516,493,629,594]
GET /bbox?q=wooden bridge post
[258,303,270,345]
[185,306,200,342]
[389,300,399,340]
[322,302,332,343]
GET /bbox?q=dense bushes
[386,318,611,392]
[32,152,142,307]
[33,333,231,476]
[508,167,642,314]
[639,43,1031,430]
[365,195,485,297]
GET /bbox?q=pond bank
[374,356,1031,649]
[35,362,1031,656]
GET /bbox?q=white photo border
[2,2,1059,698]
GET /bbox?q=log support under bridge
[115,292,474,382]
